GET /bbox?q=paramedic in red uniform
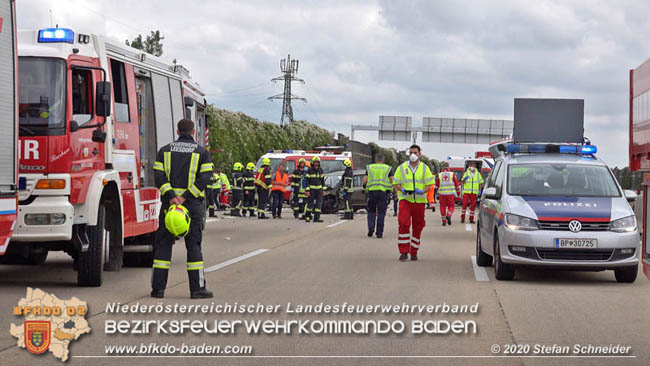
[392,144,435,261]
[436,162,460,226]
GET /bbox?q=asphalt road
[0,207,648,366]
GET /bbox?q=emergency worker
[305,156,325,223]
[291,159,307,218]
[255,158,272,219]
[151,119,213,299]
[243,162,257,217]
[436,162,460,226]
[460,162,484,224]
[230,162,244,216]
[392,144,435,261]
[271,165,290,218]
[363,154,393,238]
[341,159,354,220]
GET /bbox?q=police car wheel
[493,232,514,281]
[475,225,492,267]
[77,203,106,287]
[614,265,638,283]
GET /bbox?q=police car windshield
[507,163,620,197]
[18,57,66,134]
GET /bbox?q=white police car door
[479,161,503,245]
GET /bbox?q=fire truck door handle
[127,172,133,182]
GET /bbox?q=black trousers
[256,187,269,215]
[343,192,353,219]
[305,189,323,221]
[367,190,388,235]
[271,190,284,217]
[231,189,242,214]
[243,189,256,214]
[152,199,206,293]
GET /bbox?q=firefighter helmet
[343,159,352,167]
[246,162,255,170]
[233,162,243,171]
[312,156,321,163]
[262,157,271,166]
[164,204,191,237]
[298,158,306,164]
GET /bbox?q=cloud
[16,0,650,166]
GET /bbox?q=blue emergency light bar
[506,143,597,155]
[38,28,75,44]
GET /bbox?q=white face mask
[470,166,475,172]
[409,153,418,162]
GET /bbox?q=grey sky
[17,0,650,167]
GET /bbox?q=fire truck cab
[11,26,194,286]
[0,0,18,257]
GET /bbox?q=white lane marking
[465,224,472,231]
[326,220,348,228]
[470,256,490,282]
[206,218,220,223]
[205,249,269,273]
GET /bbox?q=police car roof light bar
[505,143,597,155]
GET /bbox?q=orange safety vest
[427,185,436,204]
[271,170,289,192]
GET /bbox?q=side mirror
[69,120,79,132]
[483,187,498,200]
[92,127,106,143]
[624,190,637,203]
[184,96,195,107]
[96,81,112,117]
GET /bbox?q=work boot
[272,215,278,219]
[367,231,374,237]
[469,218,475,224]
[460,218,465,223]
[150,289,164,298]
[447,216,452,225]
[376,233,383,239]
[294,212,299,218]
[411,254,418,261]
[190,288,214,299]
[399,253,408,262]
[442,220,447,226]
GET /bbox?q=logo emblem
[24,321,51,354]
[568,220,582,233]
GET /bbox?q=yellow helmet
[233,162,243,171]
[312,156,321,163]
[164,204,191,237]
[246,162,255,170]
[262,157,271,166]
[298,158,306,164]
[343,159,351,167]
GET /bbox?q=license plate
[555,238,598,249]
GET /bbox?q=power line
[268,54,306,127]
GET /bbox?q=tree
[126,30,164,57]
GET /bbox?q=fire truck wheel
[103,202,123,272]
[77,203,107,287]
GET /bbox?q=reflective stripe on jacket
[392,161,434,203]
[461,169,484,195]
[366,163,392,191]
[437,172,457,195]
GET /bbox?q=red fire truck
[0,0,18,257]
[10,26,198,286]
[630,57,650,280]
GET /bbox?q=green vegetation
[206,106,334,173]
[126,30,164,56]
[368,142,441,174]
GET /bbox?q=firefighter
[231,162,244,217]
[460,162,484,224]
[291,159,307,218]
[392,144,435,261]
[151,119,213,299]
[219,170,231,210]
[436,162,460,226]
[255,158,272,219]
[271,165,290,219]
[363,154,393,238]
[243,162,257,217]
[212,168,222,211]
[341,159,354,220]
[206,169,219,218]
[304,156,325,223]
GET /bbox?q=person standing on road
[291,159,307,218]
[392,144,435,261]
[151,119,213,299]
[230,162,244,217]
[206,169,219,218]
[392,187,399,216]
[436,162,460,226]
[304,156,325,223]
[271,166,290,219]
[243,162,257,217]
[460,162,484,224]
[363,154,393,238]
[255,158,272,219]
[213,168,223,211]
[341,159,354,220]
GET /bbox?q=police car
[475,142,640,282]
